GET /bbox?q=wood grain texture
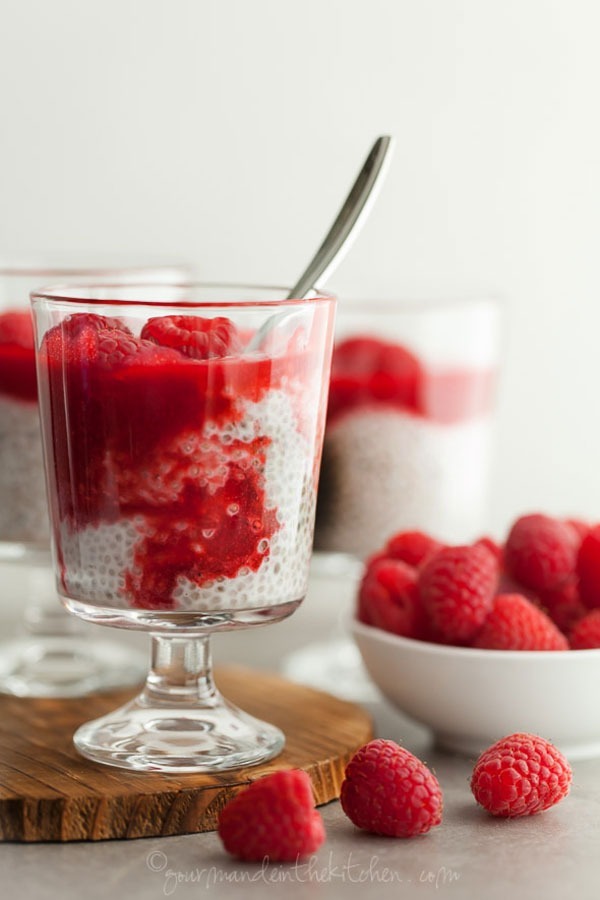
[0,666,372,842]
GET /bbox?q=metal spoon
[245,135,395,352]
[287,134,394,299]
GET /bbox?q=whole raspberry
[497,569,540,606]
[385,530,443,568]
[142,314,241,359]
[418,544,498,642]
[504,514,577,593]
[96,331,184,367]
[42,313,132,362]
[218,770,325,861]
[327,336,422,420]
[471,733,572,817]
[60,312,131,338]
[540,579,587,635]
[576,524,600,609]
[472,593,568,651]
[474,536,503,561]
[570,609,600,649]
[340,739,442,837]
[565,518,590,542]
[357,558,426,638]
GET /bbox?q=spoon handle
[287,135,395,300]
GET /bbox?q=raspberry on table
[142,314,241,359]
[473,593,569,651]
[418,544,499,643]
[471,733,572,817]
[340,739,443,837]
[577,524,600,609]
[504,514,577,593]
[570,609,600,649]
[357,558,427,638]
[385,530,443,568]
[217,769,325,861]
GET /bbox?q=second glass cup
[314,296,500,556]
[286,295,501,697]
[32,282,335,772]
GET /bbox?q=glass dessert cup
[285,296,502,698]
[32,282,335,772]
[0,262,184,697]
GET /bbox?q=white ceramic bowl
[351,618,600,760]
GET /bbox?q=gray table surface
[1,560,599,900]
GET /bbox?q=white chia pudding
[0,394,50,549]
[314,406,493,558]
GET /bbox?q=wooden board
[0,666,372,842]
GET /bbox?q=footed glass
[0,262,184,697]
[32,282,335,771]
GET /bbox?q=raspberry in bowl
[32,282,336,771]
[351,516,600,760]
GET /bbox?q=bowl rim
[350,617,600,661]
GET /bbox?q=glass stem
[142,634,219,708]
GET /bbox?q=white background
[1,0,599,536]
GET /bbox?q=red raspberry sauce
[0,310,37,402]
[38,324,313,610]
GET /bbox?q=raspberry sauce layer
[0,310,37,402]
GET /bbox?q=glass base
[62,596,302,632]
[74,692,285,773]
[0,635,146,698]
[283,637,379,703]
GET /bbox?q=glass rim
[30,281,337,309]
